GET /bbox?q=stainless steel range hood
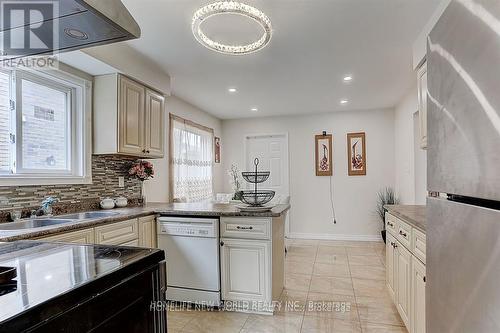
[0,0,141,59]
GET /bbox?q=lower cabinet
[138,216,157,248]
[37,215,158,248]
[219,216,285,313]
[220,238,271,302]
[411,257,426,333]
[396,242,411,328]
[386,212,426,333]
[41,228,95,244]
[386,233,397,302]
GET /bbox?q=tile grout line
[299,241,318,333]
[347,245,366,333]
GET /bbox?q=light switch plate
[118,176,125,188]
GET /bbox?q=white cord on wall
[329,173,337,224]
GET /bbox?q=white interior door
[245,134,290,235]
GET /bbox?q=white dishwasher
[157,216,221,306]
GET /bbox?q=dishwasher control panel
[157,217,218,238]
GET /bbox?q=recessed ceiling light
[343,75,353,82]
[251,107,258,112]
[228,88,237,93]
[340,99,349,105]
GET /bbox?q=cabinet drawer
[221,217,271,240]
[396,219,412,249]
[40,228,95,244]
[386,213,398,235]
[412,228,426,263]
[95,219,138,245]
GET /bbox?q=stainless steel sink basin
[0,219,76,231]
[55,211,120,220]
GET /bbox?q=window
[170,114,214,202]
[0,68,91,185]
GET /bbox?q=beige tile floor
[167,239,407,333]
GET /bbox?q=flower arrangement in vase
[129,160,154,205]
[228,164,242,201]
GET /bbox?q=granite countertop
[384,204,426,232]
[148,202,291,218]
[0,202,291,242]
[0,241,164,324]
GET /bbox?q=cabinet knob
[220,241,224,247]
[399,230,407,237]
[142,149,146,153]
[423,276,426,283]
[146,150,150,154]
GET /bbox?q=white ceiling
[121,0,439,119]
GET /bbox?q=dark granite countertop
[0,241,164,325]
[384,205,426,232]
[0,202,291,242]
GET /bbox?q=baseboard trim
[288,232,382,242]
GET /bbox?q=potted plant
[376,187,399,243]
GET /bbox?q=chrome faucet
[32,197,59,217]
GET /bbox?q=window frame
[0,67,92,186]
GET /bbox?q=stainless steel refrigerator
[427,1,500,332]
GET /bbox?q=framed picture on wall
[347,132,366,176]
[315,134,333,176]
[214,137,221,163]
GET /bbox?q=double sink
[0,211,120,231]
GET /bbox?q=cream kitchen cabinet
[411,257,426,333]
[94,73,165,158]
[220,238,271,303]
[396,241,412,328]
[40,228,95,244]
[220,215,285,313]
[386,232,397,302]
[138,215,157,248]
[417,61,428,149]
[386,212,426,333]
[37,215,158,248]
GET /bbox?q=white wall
[222,108,395,241]
[145,95,223,202]
[394,86,427,204]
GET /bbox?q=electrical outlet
[118,176,125,188]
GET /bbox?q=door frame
[244,132,291,236]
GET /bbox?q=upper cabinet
[417,61,428,150]
[94,74,165,158]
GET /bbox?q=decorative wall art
[214,137,221,163]
[315,134,333,176]
[347,132,366,176]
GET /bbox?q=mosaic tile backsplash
[0,155,143,221]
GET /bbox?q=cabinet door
[386,233,397,302]
[417,61,428,149]
[144,89,165,158]
[138,215,157,248]
[95,219,139,245]
[118,75,145,155]
[40,228,95,244]
[411,257,426,333]
[396,242,411,329]
[220,238,271,303]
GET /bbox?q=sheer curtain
[170,115,214,202]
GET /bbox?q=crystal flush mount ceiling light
[192,1,272,55]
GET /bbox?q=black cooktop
[0,241,164,324]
